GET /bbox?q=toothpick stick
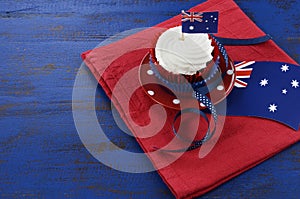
[180,10,185,41]
[181,32,185,41]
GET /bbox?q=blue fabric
[225,62,300,129]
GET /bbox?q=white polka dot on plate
[172,99,180,105]
[147,90,155,96]
[147,70,154,75]
[217,85,224,91]
[227,70,234,75]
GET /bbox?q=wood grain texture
[0,0,299,198]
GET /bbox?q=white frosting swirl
[155,26,214,75]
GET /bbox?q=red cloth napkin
[82,0,300,198]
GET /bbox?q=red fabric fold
[82,0,300,198]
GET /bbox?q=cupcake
[140,25,235,108]
[149,26,224,89]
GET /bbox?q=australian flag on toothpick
[181,10,219,33]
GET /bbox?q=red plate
[139,52,236,110]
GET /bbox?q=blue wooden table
[0,0,299,198]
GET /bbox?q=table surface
[0,0,299,198]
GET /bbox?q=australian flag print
[225,62,300,130]
[181,10,219,33]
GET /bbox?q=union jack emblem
[234,61,255,88]
[181,10,203,23]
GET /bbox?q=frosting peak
[155,26,214,75]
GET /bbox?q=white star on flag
[281,64,289,72]
[282,89,287,94]
[268,104,278,113]
[260,78,268,87]
[291,79,299,88]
